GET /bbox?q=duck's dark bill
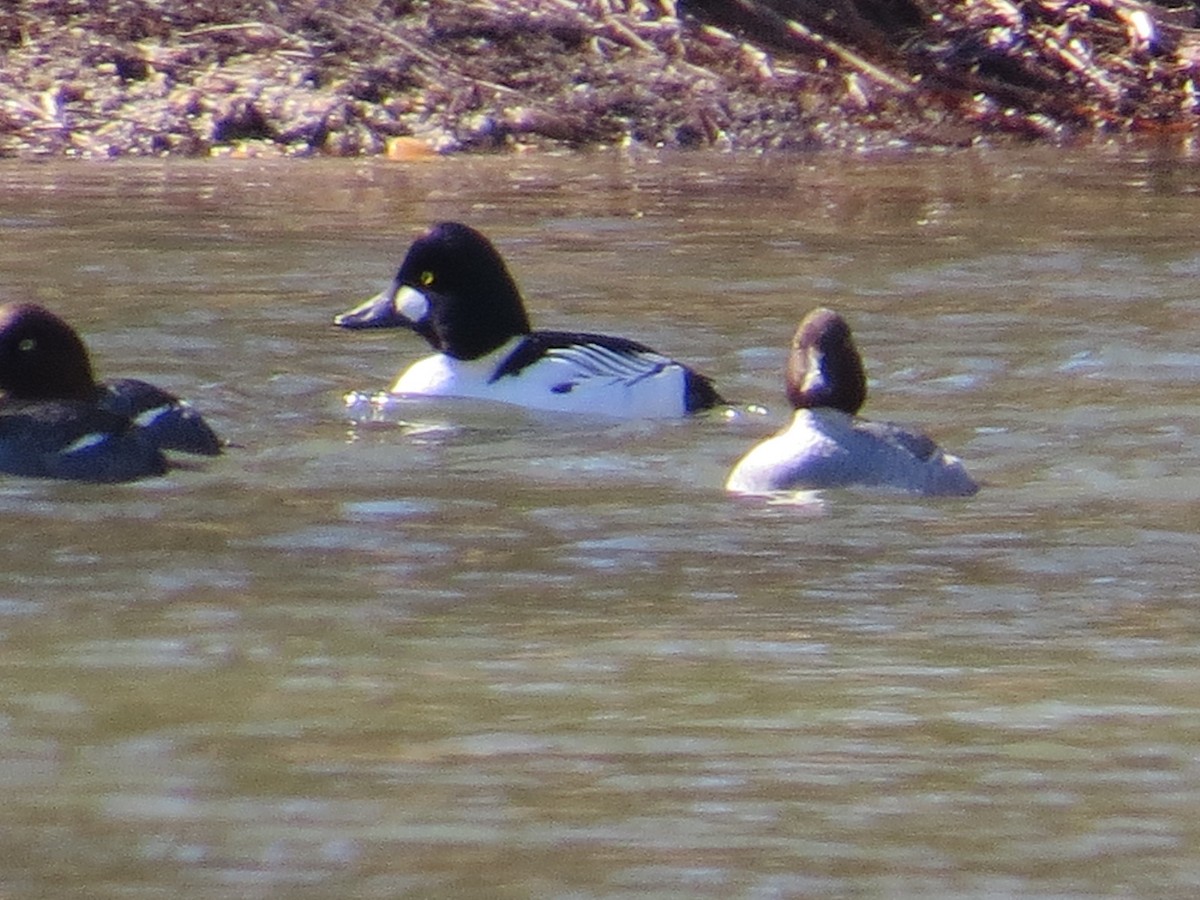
[334,290,406,329]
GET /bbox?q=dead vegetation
[0,0,1198,157]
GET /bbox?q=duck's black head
[0,303,98,401]
[335,222,532,360]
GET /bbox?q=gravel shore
[2,1,1197,158]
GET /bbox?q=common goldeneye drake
[726,308,978,497]
[334,222,723,418]
[0,303,222,482]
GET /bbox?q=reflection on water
[2,146,1200,896]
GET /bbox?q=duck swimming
[0,303,221,482]
[335,222,723,418]
[726,307,978,497]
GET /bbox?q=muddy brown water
[2,145,1200,897]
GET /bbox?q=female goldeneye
[726,308,978,497]
[334,222,723,418]
[0,303,222,482]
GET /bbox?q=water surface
[1,145,1200,897]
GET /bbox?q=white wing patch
[390,338,691,418]
[60,431,112,457]
[544,343,671,386]
[133,404,174,428]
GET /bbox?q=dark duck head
[0,303,98,402]
[785,307,867,415]
[335,222,532,360]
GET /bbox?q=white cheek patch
[394,285,430,323]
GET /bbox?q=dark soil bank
[2,0,1199,158]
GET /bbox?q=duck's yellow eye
[18,338,35,352]
[419,270,435,287]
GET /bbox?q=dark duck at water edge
[725,307,978,497]
[0,303,222,482]
[334,221,724,418]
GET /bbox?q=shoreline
[2,1,1197,159]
